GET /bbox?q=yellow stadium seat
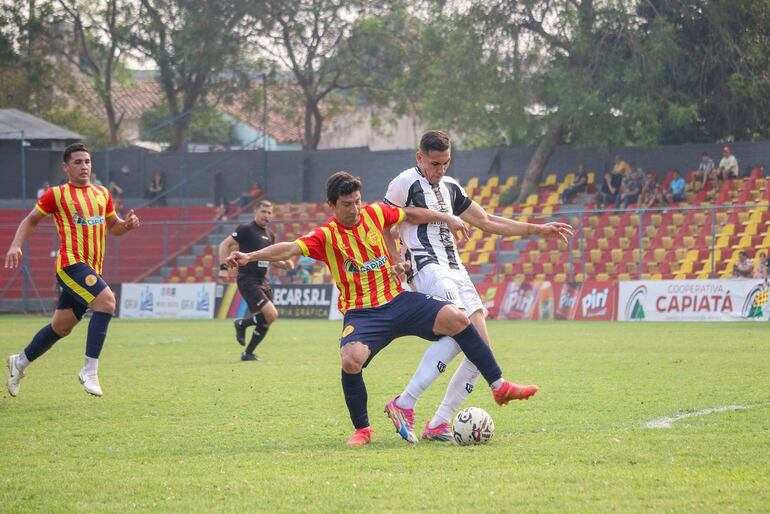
[611,248,623,263]
[584,262,595,275]
[590,249,602,263]
[617,273,631,281]
[487,176,499,187]
[720,224,735,236]
[596,273,610,281]
[521,206,534,216]
[554,273,567,283]
[546,192,560,205]
[587,173,595,185]
[526,194,538,206]
[605,262,617,274]
[645,225,658,238]
[619,237,630,250]
[543,174,557,186]
[562,173,575,185]
[597,238,609,250]
[603,226,616,239]
[542,262,554,274]
[504,176,517,188]
[481,239,496,252]
[608,215,621,227]
[574,272,585,282]
[529,250,541,263]
[466,177,479,190]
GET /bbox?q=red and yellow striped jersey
[36,183,116,274]
[295,203,405,314]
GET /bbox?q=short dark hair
[326,171,362,204]
[63,143,89,163]
[419,131,451,154]
[256,199,272,209]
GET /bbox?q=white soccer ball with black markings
[452,407,495,445]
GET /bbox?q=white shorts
[411,263,486,317]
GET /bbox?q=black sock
[245,314,269,354]
[341,370,369,429]
[24,324,63,362]
[451,324,502,385]
[85,312,112,359]
[237,316,256,328]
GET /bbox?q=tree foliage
[130,0,258,151]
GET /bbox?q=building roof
[0,109,84,140]
[80,79,303,145]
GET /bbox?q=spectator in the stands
[694,152,715,189]
[91,172,104,187]
[640,172,663,209]
[717,146,739,185]
[613,154,631,177]
[145,172,166,207]
[213,170,228,219]
[734,250,753,278]
[596,168,622,209]
[109,180,125,217]
[238,181,263,208]
[663,169,686,205]
[621,162,646,209]
[560,163,588,204]
[754,250,769,280]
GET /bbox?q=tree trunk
[516,119,565,204]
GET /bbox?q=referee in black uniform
[218,200,292,361]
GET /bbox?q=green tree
[140,103,238,147]
[256,0,389,149]
[56,0,137,146]
[131,0,258,151]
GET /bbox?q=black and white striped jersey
[384,167,472,273]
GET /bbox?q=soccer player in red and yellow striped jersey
[227,171,540,446]
[5,143,140,398]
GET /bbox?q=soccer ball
[452,407,495,445]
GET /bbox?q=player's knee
[340,343,368,373]
[264,309,278,325]
[51,320,74,337]
[91,290,116,314]
[436,306,470,335]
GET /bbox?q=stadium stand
[0,206,217,299]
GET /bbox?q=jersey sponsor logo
[231,232,238,237]
[261,235,269,240]
[84,274,98,287]
[465,383,474,394]
[344,254,387,273]
[437,360,447,373]
[342,324,355,337]
[73,213,106,226]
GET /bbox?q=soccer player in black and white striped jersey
[382,130,574,442]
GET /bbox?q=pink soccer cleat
[384,396,418,444]
[421,421,453,442]
[492,381,539,405]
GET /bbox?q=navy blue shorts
[55,263,108,320]
[339,291,451,367]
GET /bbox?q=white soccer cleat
[7,354,25,397]
[78,368,103,397]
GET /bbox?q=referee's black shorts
[237,274,272,313]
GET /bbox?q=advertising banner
[272,284,335,319]
[497,281,555,320]
[555,281,617,320]
[618,279,770,321]
[120,283,215,318]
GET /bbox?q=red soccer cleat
[492,380,539,405]
[346,427,373,447]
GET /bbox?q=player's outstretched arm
[107,209,140,236]
[403,206,470,241]
[4,209,46,269]
[227,241,302,268]
[460,201,574,244]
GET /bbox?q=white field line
[644,404,762,429]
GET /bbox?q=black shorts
[339,291,451,368]
[237,274,272,313]
[55,263,109,320]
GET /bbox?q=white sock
[395,336,461,410]
[491,378,504,390]
[16,352,30,371]
[83,356,99,374]
[429,356,482,428]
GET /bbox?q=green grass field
[1,317,768,512]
